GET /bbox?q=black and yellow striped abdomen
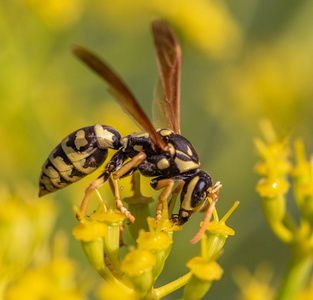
[39,124,121,197]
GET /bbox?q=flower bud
[90,207,126,275]
[183,257,223,300]
[121,249,156,296]
[72,218,114,281]
[203,201,237,259]
[136,220,173,280]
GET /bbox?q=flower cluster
[254,120,313,299]
[0,185,85,300]
[72,172,237,299]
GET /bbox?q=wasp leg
[151,178,176,223]
[168,181,185,218]
[78,149,128,221]
[78,171,111,220]
[112,152,147,222]
[112,177,135,223]
[190,181,222,244]
[112,152,147,180]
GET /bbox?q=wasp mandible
[39,19,222,242]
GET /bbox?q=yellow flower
[6,259,84,300]
[255,121,291,198]
[296,276,313,300]
[98,282,139,300]
[25,0,85,29]
[233,264,275,300]
[254,120,291,179]
[121,249,156,295]
[187,257,223,282]
[92,0,241,58]
[256,177,290,198]
[6,232,85,300]
[136,216,173,252]
[121,249,156,277]
[222,46,313,127]
[72,220,108,242]
[151,0,242,58]
[0,184,56,282]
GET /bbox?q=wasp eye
[192,171,212,205]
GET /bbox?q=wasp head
[178,170,213,225]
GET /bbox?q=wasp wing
[152,19,181,134]
[72,46,167,151]
[152,77,169,130]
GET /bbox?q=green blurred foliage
[1,0,313,299]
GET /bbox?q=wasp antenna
[189,182,222,244]
[189,197,218,244]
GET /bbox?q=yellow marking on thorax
[167,143,176,156]
[174,157,200,173]
[157,158,170,170]
[176,149,190,159]
[186,145,193,156]
[158,129,173,136]
[121,137,128,151]
[133,132,150,138]
[134,145,143,152]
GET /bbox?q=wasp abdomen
[39,124,121,197]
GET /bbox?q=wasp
[39,19,221,242]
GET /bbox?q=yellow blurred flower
[223,46,313,126]
[5,233,85,300]
[296,276,313,300]
[91,0,242,58]
[98,282,139,300]
[254,120,291,197]
[0,184,56,282]
[233,264,276,300]
[25,0,85,29]
[0,185,87,299]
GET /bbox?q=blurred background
[1,0,313,299]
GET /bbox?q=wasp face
[178,170,213,225]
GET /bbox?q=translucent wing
[152,19,181,134]
[72,46,167,151]
[152,77,169,130]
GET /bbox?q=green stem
[269,221,293,244]
[152,272,192,299]
[276,254,313,300]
